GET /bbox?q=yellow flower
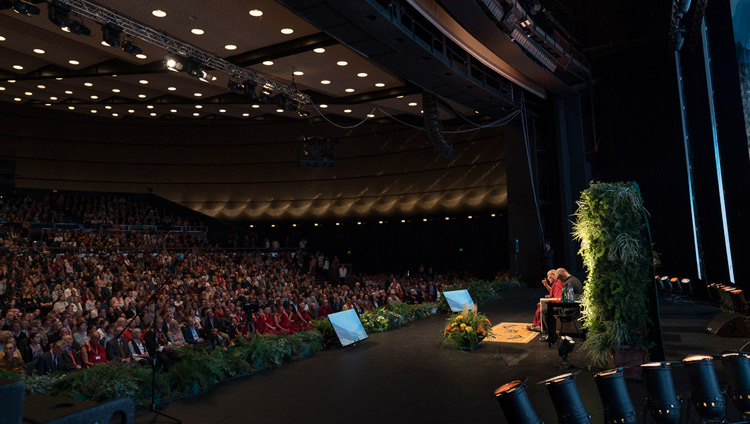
[460,323,466,329]
[465,326,472,332]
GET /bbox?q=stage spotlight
[47,0,70,29]
[557,335,575,366]
[720,352,750,417]
[641,362,681,424]
[12,1,40,16]
[297,107,310,118]
[227,80,243,94]
[669,277,681,294]
[243,80,257,99]
[68,20,91,36]
[164,54,187,72]
[682,355,726,421]
[101,23,122,48]
[730,289,747,315]
[594,368,637,424]
[494,379,542,424]
[121,41,142,56]
[660,276,672,293]
[185,59,215,82]
[544,372,591,424]
[680,278,693,297]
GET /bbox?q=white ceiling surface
[0,1,473,121]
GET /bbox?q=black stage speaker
[0,378,25,424]
[23,394,135,424]
[705,312,750,338]
[422,92,455,160]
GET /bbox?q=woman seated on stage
[528,269,563,332]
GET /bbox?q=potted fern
[572,182,653,371]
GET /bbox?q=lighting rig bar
[55,0,310,105]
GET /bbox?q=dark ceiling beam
[305,84,421,105]
[0,58,166,82]
[225,32,339,67]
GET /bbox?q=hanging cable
[309,102,377,129]
[519,92,546,245]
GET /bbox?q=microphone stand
[118,262,181,423]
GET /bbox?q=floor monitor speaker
[705,312,750,338]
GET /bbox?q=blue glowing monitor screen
[443,289,474,312]
[328,309,368,347]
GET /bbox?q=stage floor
[136,288,747,424]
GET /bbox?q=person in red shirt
[81,330,109,367]
[529,270,564,331]
[317,299,333,318]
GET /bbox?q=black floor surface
[136,289,749,424]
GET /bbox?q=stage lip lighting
[544,372,591,424]
[641,362,681,424]
[594,368,637,424]
[494,378,542,424]
[720,352,750,415]
[682,355,726,421]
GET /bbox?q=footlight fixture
[494,378,543,424]
[543,372,591,424]
[594,368,637,424]
[641,362,681,424]
[721,352,750,419]
[683,355,726,422]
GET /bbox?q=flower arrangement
[440,303,493,349]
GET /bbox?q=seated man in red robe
[260,307,281,334]
[277,308,295,334]
[292,305,313,332]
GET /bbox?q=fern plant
[573,181,653,366]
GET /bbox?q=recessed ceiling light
[44,103,51,107]
[191,28,204,35]
[112,113,119,117]
[127,109,134,113]
[24,91,32,96]
[146,105,154,109]
[320,80,331,85]
[408,102,418,106]
[68,59,80,65]
[0,36,5,42]
[396,95,404,98]
[249,9,263,17]
[152,9,166,17]
[262,61,273,66]
[55,77,63,80]
[344,109,352,113]
[167,86,177,91]
[68,106,75,110]
[13,98,21,102]
[84,82,93,87]
[251,104,260,109]
[242,112,250,117]
[90,109,97,113]
[135,54,147,59]
[224,44,237,50]
[101,41,110,46]
[219,109,226,113]
[193,112,200,116]
[8,80,15,83]
[149,112,156,117]
[367,113,375,118]
[104,105,112,109]
[345,88,355,93]
[138,94,147,98]
[33,48,45,54]
[375,82,385,87]
[193,92,202,97]
[276,108,284,113]
[139,79,148,84]
[0,87,4,91]
[195,105,202,109]
[293,70,304,76]
[112,88,120,93]
[64,90,73,94]
[49,96,57,100]
[319,104,328,108]
[170,109,177,113]
[90,95,98,99]
[37,84,45,89]
[336,61,348,66]
[313,47,325,53]
[280,28,294,34]
[12,65,23,70]
[357,72,368,77]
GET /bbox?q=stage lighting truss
[37,0,309,107]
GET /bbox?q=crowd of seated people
[0,192,200,227]
[0,236,468,376]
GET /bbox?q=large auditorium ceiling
[0,0,473,120]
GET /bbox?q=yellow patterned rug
[485,322,539,344]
